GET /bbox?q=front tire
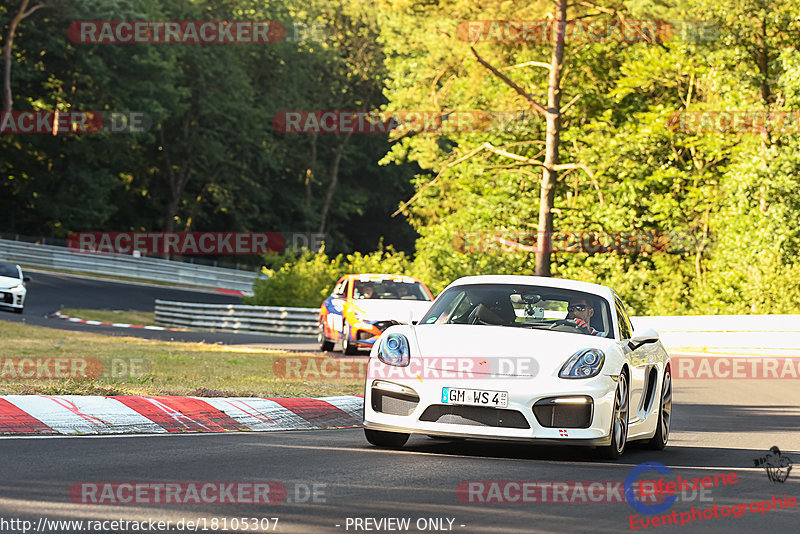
[365,428,409,448]
[318,323,334,352]
[597,371,629,460]
[342,321,358,355]
[646,367,672,450]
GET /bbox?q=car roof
[444,275,615,302]
[345,273,424,283]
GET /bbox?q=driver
[356,283,375,299]
[566,297,600,335]
[393,284,410,299]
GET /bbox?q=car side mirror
[628,328,659,350]
[23,276,31,282]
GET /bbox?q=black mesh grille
[371,390,419,416]
[0,293,12,304]
[419,405,530,429]
[532,397,593,428]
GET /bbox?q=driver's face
[567,298,594,324]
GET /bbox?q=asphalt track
[0,270,320,350]
[0,379,798,533]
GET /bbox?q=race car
[362,275,672,459]
[318,274,434,354]
[0,262,30,314]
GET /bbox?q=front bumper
[363,373,618,446]
[0,287,26,309]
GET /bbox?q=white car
[0,262,30,314]
[363,275,672,459]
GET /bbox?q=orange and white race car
[318,274,434,354]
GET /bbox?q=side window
[615,298,633,340]
[332,278,347,297]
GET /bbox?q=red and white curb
[0,395,363,435]
[50,311,182,331]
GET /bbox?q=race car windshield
[419,283,612,337]
[353,280,431,301]
[0,263,20,279]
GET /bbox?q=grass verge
[59,308,156,326]
[0,320,364,397]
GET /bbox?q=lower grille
[372,390,419,416]
[533,397,593,428]
[419,405,530,429]
[0,293,12,304]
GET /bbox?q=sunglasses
[567,304,589,312]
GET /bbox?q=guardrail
[155,300,318,337]
[0,238,259,294]
[631,315,800,351]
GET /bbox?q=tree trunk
[3,0,31,112]
[534,0,567,277]
[304,134,317,233]
[317,131,352,234]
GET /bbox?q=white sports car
[0,262,29,314]
[363,275,672,459]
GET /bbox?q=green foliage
[246,243,415,307]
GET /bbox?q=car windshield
[0,263,20,279]
[419,283,612,338]
[353,279,430,301]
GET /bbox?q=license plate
[442,387,508,408]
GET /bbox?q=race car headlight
[8,284,24,291]
[559,348,605,379]
[377,333,410,367]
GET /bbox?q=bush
[246,243,415,307]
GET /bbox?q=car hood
[0,275,22,289]
[386,324,619,377]
[352,299,432,322]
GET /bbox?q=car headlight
[8,284,24,291]
[559,348,605,379]
[377,333,410,367]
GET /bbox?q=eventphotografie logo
[0,111,151,134]
[753,446,794,483]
